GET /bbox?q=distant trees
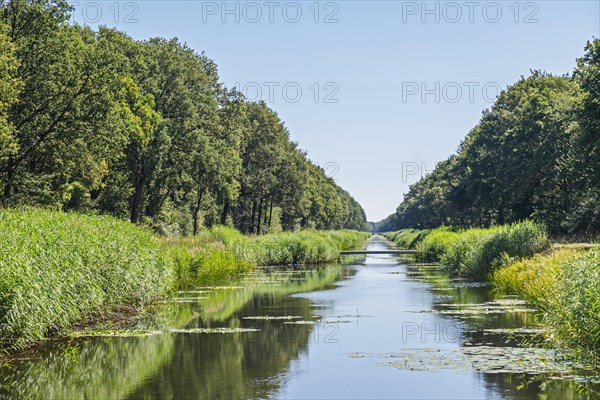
[0,0,367,234]
[382,39,600,236]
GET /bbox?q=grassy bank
[0,209,174,352]
[386,223,600,361]
[385,221,550,278]
[0,209,368,353]
[492,245,600,360]
[164,227,369,284]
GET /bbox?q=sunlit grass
[0,208,174,352]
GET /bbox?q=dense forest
[377,39,600,236]
[0,0,367,235]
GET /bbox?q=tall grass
[386,221,550,278]
[384,229,430,249]
[491,245,600,361]
[167,227,369,284]
[0,209,173,352]
[490,247,578,310]
[551,247,600,359]
[0,209,368,352]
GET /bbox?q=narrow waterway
[0,236,596,399]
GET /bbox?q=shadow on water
[1,236,600,399]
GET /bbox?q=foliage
[0,0,367,234]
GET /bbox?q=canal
[0,236,595,399]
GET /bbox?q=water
[1,236,597,399]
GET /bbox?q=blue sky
[71,0,600,221]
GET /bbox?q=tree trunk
[130,168,147,223]
[257,197,264,235]
[221,200,230,225]
[497,203,505,225]
[2,158,16,206]
[562,179,571,213]
[268,198,274,227]
[250,200,257,234]
[193,187,204,236]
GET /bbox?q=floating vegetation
[169,328,260,334]
[242,316,303,320]
[69,330,164,338]
[196,286,245,290]
[418,299,537,316]
[177,290,211,294]
[347,346,587,376]
[331,314,373,319]
[168,297,210,302]
[477,327,547,335]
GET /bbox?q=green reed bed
[0,209,368,352]
[0,209,173,352]
[383,229,430,249]
[385,221,550,278]
[493,245,600,361]
[167,227,369,284]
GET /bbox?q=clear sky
[70,0,600,221]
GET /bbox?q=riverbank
[0,208,368,354]
[384,222,600,360]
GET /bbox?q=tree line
[377,39,600,236]
[0,0,367,235]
